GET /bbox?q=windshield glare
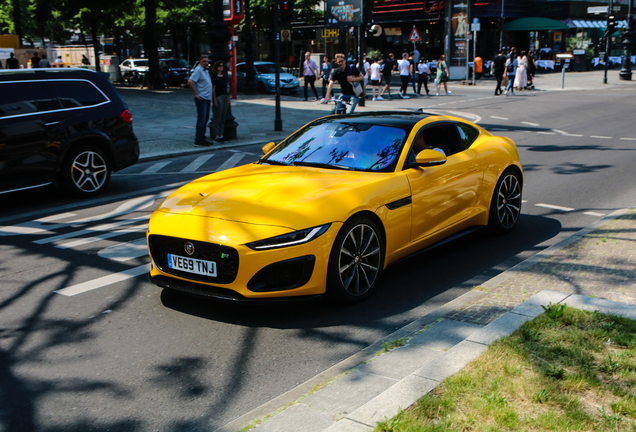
[264,121,406,172]
[255,64,286,74]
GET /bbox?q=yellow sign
[321,28,340,38]
[384,28,402,36]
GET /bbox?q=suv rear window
[0,82,38,117]
[52,80,109,108]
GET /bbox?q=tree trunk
[145,0,159,89]
[172,28,180,58]
[91,21,101,72]
[11,0,22,47]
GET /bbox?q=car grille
[281,79,293,83]
[148,234,239,284]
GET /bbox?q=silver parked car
[236,62,300,94]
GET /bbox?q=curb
[215,208,634,432]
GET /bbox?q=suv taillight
[120,109,133,126]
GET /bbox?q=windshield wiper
[260,160,290,166]
[292,161,352,171]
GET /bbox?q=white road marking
[590,135,612,139]
[55,224,148,249]
[55,264,151,296]
[491,128,509,131]
[37,213,77,222]
[442,111,482,123]
[584,212,606,217]
[181,154,215,173]
[34,215,151,245]
[69,195,161,224]
[552,129,583,137]
[620,137,636,141]
[0,213,76,236]
[141,162,170,174]
[522,121,540,126]
[216,153,245,172]
[98,238,148,262]
[490,116,509,120]
[536,203,574,212]
[537,132,556,135]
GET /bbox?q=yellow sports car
[147,112,522,303]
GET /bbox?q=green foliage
[541,302,567,319]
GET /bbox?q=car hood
[156,163,408,230]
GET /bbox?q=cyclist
[321,53,364,114]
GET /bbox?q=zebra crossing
[116,150,259,176]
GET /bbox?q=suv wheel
[61,145,111,197]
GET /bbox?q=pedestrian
[302,51,319,101]
[411,47,420,93]
[369,57,382,101]
[321,53,364,114]
[492,49,506,95]
[379,53,396,98]
[435,54,450,96]
[504,50,517,96]
[211,60,230,143]
[320,55,332,99]
[31,52,40,68]
[38,54,51,68]
[55,56,63,65]
[397,52,412,99]
[416,58,430,96]
[347,50,354,64]
[187,55,213,146]
[5,52,19,69]
[527,50,537,86]
[514,50,528,90]
[81,54,90,65]
[358,53,370,95]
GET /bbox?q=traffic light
[281,0,294,27]
[606,14,616,38]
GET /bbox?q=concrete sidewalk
[216,208,636,432]
[119,68,635,163]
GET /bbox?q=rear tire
[327,216,384,303]
[60,145,111,198]
[488,168,522,234]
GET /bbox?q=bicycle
[320,94,356,115]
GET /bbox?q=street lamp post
[274,0,283,131]
[619,0,633,80]
[499,0,504,49]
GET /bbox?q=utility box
[100,55,120,82]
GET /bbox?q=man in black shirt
[379,53,396,98]
[31,53,40,68]
[492,49,507,95]
[321,53,364,114]
[6,53,19,69]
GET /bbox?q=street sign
[409,26,421,42]
[587,6,621,14]
[281,29,291,42]
[471,23,481,31]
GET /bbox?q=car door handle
[44,122,59,128]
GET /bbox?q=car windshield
[262,120,406,172]
[255,64,286,74]
[166,59,190,68]
[134,60,149,67]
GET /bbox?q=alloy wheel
[496,173,522,230]
[71,150,108,193]
[337,224,381,296]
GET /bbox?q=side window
[456,123,479,150]
[33,82,62,112]
[420,124,462,156]
[0,82,38,117]
[122,60,130,67]
[52,80,109,108]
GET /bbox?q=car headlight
[246,224,331,250]
[267,78,276,84]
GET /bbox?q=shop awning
[503,17,570,31]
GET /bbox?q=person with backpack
[504,48,518,96]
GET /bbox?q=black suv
[159,58,190,87]
[0,68,139,197]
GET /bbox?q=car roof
[326,111,434,128]
[0,68,100,81]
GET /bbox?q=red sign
[409,26,421,42]
[223,0,244,25]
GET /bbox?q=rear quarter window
[457,123,480,150]
[0,82,38,117]
[52,80,109,108]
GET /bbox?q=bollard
[561,66,565,89]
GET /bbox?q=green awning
[504,17,570,31]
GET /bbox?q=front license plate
[167,253,217,277]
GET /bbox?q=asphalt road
[1,83,635,431]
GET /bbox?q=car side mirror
[262,142,277,155]
[415,149,447,166]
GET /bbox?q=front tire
[488,168,522,234]
[60,145,111,197]
[327,216,384,303]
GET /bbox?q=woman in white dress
[514,50,528,90]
